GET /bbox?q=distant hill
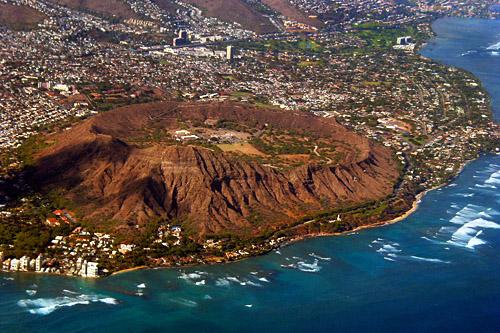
[261,0,323,28]
[51,0,139,20]
[151,0,181,16]
[184,0,279,34]
[0,4,47,30]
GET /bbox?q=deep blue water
[1,17,500,333]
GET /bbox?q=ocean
[1,17,500,333]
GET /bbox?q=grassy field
[217,142,267,156]
[352,23,429,50]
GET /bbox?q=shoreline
[110,266,149,276]
[278,184,437,249]
[104,155,479,277]
[103,177,452,277]
[0,157,485,280]
[2,18,498,281]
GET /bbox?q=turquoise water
[1,17,500,333]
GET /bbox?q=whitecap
[475,184,497,189]
[376,244,401,253]
[309,253,332,261]
[409,256,450,264]
[17,294,117,315]
[137,283,146,289]
[449,204,484,224]
[383,257,395,261]
[460,50,478,56]
[215,278,230,287]
[297,259,321,273]
[486,41,500,50]
[227,276,242,283]
[26,290,37,296]
[258,277,270,283]
[170,298,197,307]
[485,170,500,185]
[178,272,203,281]
[62,289,78,295]
[245,280,262,287]
[3,277,14,281]
[204,294,212,300]
[466,230,486,249]
[195,280,206,286]
[99,297,119,305]
[448,218,500,247]
[244,304,253,308]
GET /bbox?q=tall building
[35,254,44,272]
[173,30,189,47]
[19,256,30,271]
[178,30,188,40]
[0,251,4,265]
[10,258,19,271]
[80,260,87,277]
[396,36,413,45]
[86,262,99,278]
[226,45,234,62]
[2,258,11,271]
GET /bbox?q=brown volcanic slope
[33,102,399,238]
[184,0,278,34]
[0,4,47,31]
[261,0,323,28]
[50,0,138,19]
[151,0,181,15]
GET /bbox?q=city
[0,0,499,279]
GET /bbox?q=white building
[86,262,99,278]
[19,256,30,271]
[227,45,234,61]
[2,258,11,271]
[35,254,44,272]
[10,258,19,271]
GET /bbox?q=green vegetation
[16,135,52,167]
[352,23,428,50]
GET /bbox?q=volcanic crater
[33,101,400,238]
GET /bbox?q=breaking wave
[17,294,118,315]
[409,256,450,264]
[309,253,332,261]
[448,218,500,248]
[26,290,37,296]
[215,278,230,287]
[296,259,321,273]
[486,41,500,50]
[170,298,197,307]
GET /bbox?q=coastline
[105,176,453,277]
[2,18,498,281]
[106,19,497,278]
[111,266,149,276]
